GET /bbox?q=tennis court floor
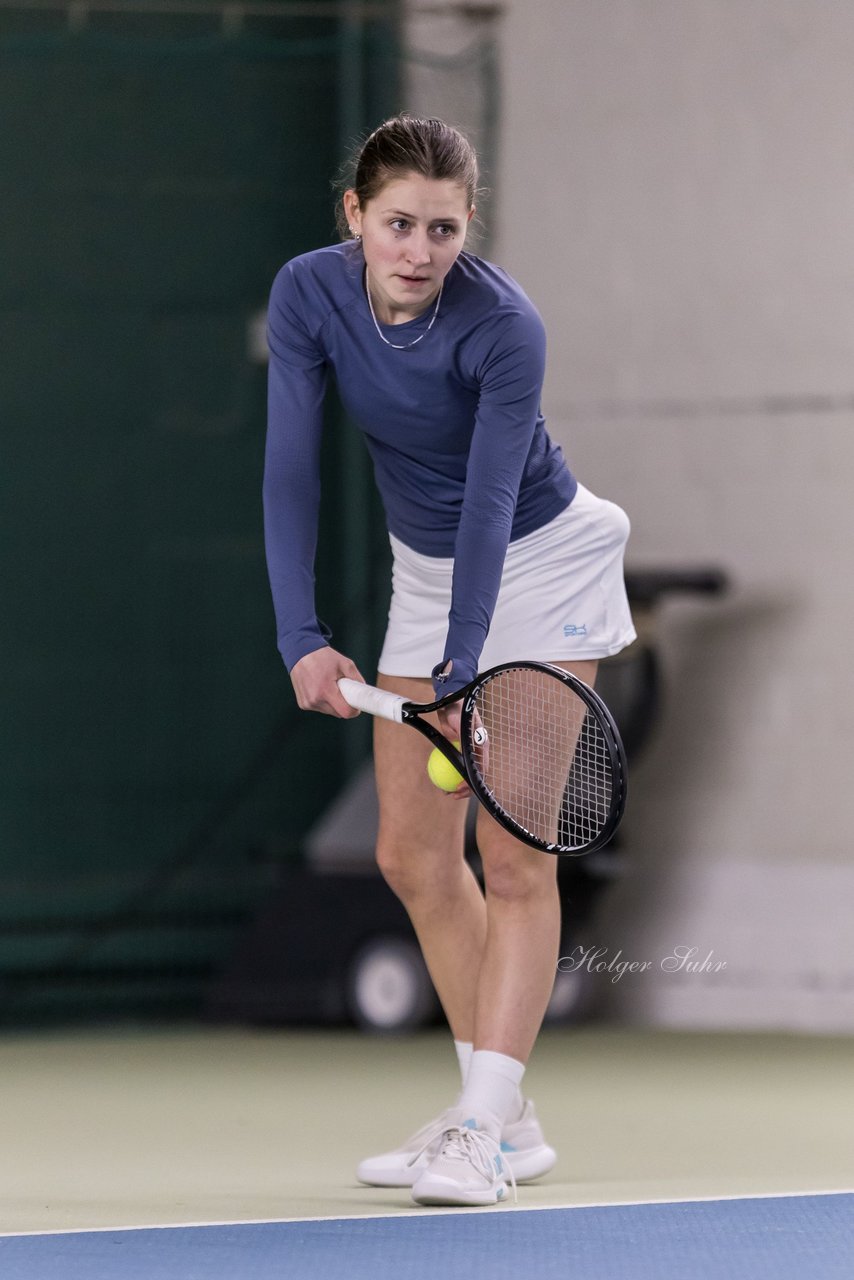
[1,1027,851,1277]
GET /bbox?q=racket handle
[337,678,406,723]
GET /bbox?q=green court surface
[0,1026,851,1235]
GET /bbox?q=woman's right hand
[289,646,364,718]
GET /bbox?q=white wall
[407,0,854,1030]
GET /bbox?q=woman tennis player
[263,115,635,1207]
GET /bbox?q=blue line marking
[0,1194,851,1280]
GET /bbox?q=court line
[2,1186,852,1239]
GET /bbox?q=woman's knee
[375,831,464,904]
[374,836,417,899]
[479,839,558,906]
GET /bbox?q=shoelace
[403,1112,457,1170]
[413,1124,518,1202]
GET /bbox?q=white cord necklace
[365,268,442,350]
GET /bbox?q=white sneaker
[356,1108,457,1187]
[411,1116,517,1207]
[356,1099,555,1187]
[500,1101,557,1181]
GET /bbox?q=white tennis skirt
[377,484,637,678]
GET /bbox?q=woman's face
[344,173,474,324]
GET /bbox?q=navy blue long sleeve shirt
[264,241,576,693]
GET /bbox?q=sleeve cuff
[431,658,477,699]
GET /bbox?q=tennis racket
[338,661,626,856]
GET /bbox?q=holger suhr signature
[558,945,727,983]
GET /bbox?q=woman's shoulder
[448,251,545,343]
[278,240,359,276]
[270,242,363,322]
[451,251,541,315]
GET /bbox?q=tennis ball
[427,742,464,792]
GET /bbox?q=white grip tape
[337,678,406,723]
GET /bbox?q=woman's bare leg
[373,661,596,1060]
[373,674,486,1042]
[472,659,598,1062]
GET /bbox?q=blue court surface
[1,1193,851,1280]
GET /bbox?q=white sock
[456,1049,526,1137]
[453,1039,473,1085]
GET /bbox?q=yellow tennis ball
[427,742,463,792]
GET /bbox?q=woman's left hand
[437,704,471,798]
[437,703,462,743]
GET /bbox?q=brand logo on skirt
[563,623,588,637]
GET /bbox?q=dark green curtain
[0,5,398,1020]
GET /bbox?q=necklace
[365,269,442,350]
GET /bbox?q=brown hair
[337,114,480,239]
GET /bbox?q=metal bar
[7,0,395,15]
[336,0,371,775]
[0,0,503,20]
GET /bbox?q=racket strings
[469,668,614,851]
